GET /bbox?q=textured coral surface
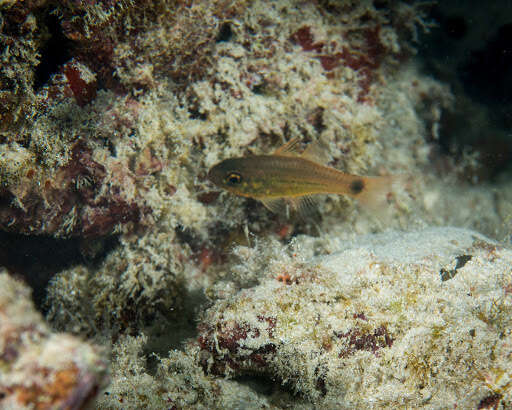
[197,227,512,408]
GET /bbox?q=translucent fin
[261,194,320,219]
[289,195,319,218]
[260,198,288,214]
[352,175,402,210]
[274,137,302,157]
[301,141,330,165]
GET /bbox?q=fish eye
[225,172,242,185]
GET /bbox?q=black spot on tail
[350,179,365,194]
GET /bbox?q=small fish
[207,138,398,214]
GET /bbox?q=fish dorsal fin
[274,138,330,165]
[301,141,330,165]
[274,137,302,157]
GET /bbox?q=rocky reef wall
[1,0,511,408]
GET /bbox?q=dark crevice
[187,107,208,120]
[216,22,233,43]
[0,231,119,311]
[175,224,203,252]
[33,10,73,90]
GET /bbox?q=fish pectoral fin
[261,195,319,219]
[260,198,289,215]
[274,137,302,157]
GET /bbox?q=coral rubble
[0,269,108,409]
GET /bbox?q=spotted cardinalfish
[208,138,399,215]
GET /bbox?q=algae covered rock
[198,227,512,408]
[0,269,108,409]
[96,335,276,410]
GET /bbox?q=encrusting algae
[208,138,401,214]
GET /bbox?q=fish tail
[349,174,402,209]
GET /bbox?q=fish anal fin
[301,141,330,165]
[289,195,319,219]
[274,137,302,157]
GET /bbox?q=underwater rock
[0,0,246,239]
[0,269,108,409]
[95,335,277,409]
[198,227,512,408]
[1,0,431,241]
[0,0,49,132]
[0,139,148,237]
[46,228,186,336]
